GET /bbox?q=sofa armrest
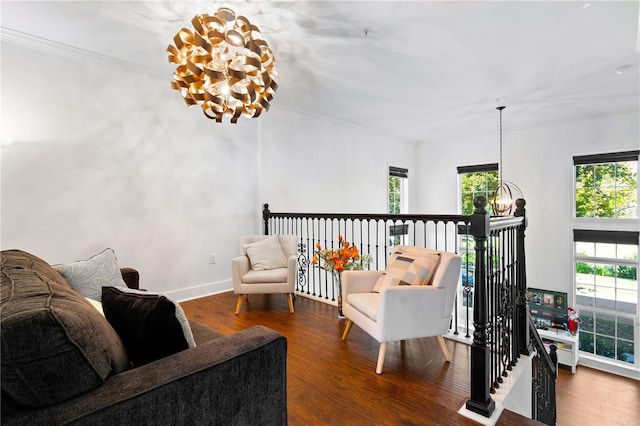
[286,254,297,288]
[378,286,450,339]
[119,268,139,290]
[3,326,287,426]
[231,256,251,291]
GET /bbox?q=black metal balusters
[261,198,540,422]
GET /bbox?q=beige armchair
[232,235,298,314]
[341,246,462,374]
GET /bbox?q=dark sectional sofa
[1,250,287,425]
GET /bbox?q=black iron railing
[530,316,558,426]
[262,196,553,421]
[263,205,471,314]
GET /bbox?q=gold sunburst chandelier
[167,7,278,123]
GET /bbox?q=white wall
[3,39,637,304]
[1,42,261,299]
[260,107,416,214]
[416,111,639,300]
[0,40,419,302]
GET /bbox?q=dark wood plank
[180,292,545,425]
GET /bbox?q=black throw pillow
[101,286,194,366]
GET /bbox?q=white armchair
[232,235,298,314]
[341,246,462,374]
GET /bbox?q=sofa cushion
[242,267,288,283]
[101,286,196,366]
[347,292,379,321]
[55,248,128,301]
[373,251,441,292]
[243,236,288,271]
[0,250,130,408]
[188,319,224,345]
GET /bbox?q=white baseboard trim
[295,291,337,306]
[578,354,640,380]
[165,279,232,303]
[445,330,474,345]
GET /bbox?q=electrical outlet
[209,253,216,264]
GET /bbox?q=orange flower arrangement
[312,235,372,274]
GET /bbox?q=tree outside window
[460,170,499,216]
[576,161,638,218]
[457,164,499,310]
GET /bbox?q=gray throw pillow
[56,248,128,301]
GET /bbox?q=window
[458,163,499,215]
[388,166,408,247]
[388,166,407,214]
[457,164,499,310]
[573,150,639,370]
[574,230,638,365]
[575,151,638,219]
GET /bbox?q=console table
[537,328,579,373]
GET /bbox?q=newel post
[466,196,496,418]
[263,203,271,235]
[514,198,532,355]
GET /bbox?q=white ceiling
[2,0,639,143]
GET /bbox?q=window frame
[573,150,639,220]
[456,164,499,316]
[457,163,499,215]
[572,150,639,373]
[388,165,409,247]
[573,231,638,367]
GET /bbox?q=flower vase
[336,272,345,319]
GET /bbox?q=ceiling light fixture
[167,7,278,123]
[490,106,523,216]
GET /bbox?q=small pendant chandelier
[490,106,523,216]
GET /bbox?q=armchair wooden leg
[341,319,353,341]
[235,294,244,315]
[287,293,295,313]
[376,342,387,375]
[437,335,451,362]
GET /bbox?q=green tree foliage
[388,176,401,214]
[576,262,637,280]
[460,171,498,215]
[575,161,638,218]
[618,252,638,280]
[576,261,594,274]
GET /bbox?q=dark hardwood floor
[180,292,639,426]
[556,363,639,426]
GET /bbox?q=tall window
[573,151,639,370]
[574,231,638,364]
[388,166,408,247]
[457,164,499,308]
